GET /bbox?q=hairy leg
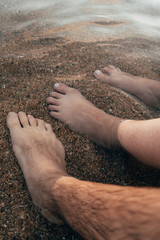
[7,112,160,240]
[54,177,160,240]
[94,65,160,109]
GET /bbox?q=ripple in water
[0,0,160,39]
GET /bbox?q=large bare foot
[94,65,160,109]
[7,112,69,224]
[46,83,123,148]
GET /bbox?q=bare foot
[7,112,69,224]
[46,83,123,148]
[94,65,160,109]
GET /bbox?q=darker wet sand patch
[1,26,160,239]
[94,20,125,26]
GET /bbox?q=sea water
[0,0,160,39]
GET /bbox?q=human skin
[94,65,160,109]
[7,66,160,239]
[54,176,160,240]
[46,81,160,168]
[7,112,160,240]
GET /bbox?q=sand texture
[1,11,160,239]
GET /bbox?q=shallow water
[1,0,160,40]
[1,2,160,240]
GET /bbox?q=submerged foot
[46,83,122,148]
[94,65,160,109]
[94,65,136,87]
[7,112,68,224]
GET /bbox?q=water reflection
[0,0,160,39]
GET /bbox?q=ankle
[37,173,71,224]
[50,176,75,220]
[39,170,69,208]
[99,112,125,149]
[108,116,124,149]
[117,119,133,149]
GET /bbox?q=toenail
[8,112,16,117]
[54,83,60,88]
[95,70,101,76]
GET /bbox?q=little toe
[46,97,60,106]
[28,115,37,126]
[94,70,110,83]
[18,112,29,127]
[48,105,60,112]
[54,83,71,94]
[7,112,21,130]
[50,111,61,120]
[37,119,45,129]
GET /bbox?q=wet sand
[1,6,160,240]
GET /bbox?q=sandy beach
[1,1,160,239]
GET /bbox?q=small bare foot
[46,83,123,148]
[94,65,160,109]
[7,112,69,224]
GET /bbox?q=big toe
[7,112,21,130]
[94,70,110,83]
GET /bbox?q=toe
[48,105,60,112]
[116,67,121,71]
[54,83,71,94]
[28,115,37,126]
[7,112,21,130]
[18,112,29,127]
[103,67,112,74]
[108,65,116,70]
[37,119,45,129]
[45,123,53,132]
[49,92,63,99]
[50,111,61,120]
[46,97,60,106]
[94,70,110,83]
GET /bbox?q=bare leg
[94,65,160,109]
[46,83,123,149]
[7,112,68,224]
[54,177,160,240]
[7,112,160,240]
[46,83,160,169]
[118,119,160,169]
